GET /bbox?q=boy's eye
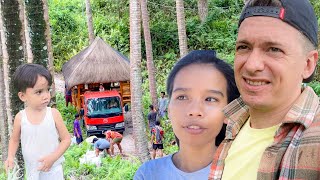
[176,95,187,100]
[36,91,42,94]
[205,97,217,102]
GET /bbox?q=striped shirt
[209,86,320,180]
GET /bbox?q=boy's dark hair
[92,138,98,143]
[13,63,52,92]
[155,121,160,126]
[75,114,79,118]
[161,92,165,95]
[167,50,240,148]
[149,105,154,110]
[166,50,240,103]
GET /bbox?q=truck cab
[83,90,125,137]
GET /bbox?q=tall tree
[24,0,48,67]
[176,0,188,57]
[1,0,26,178]
[42,0,56,101]
[140,0,158,108]
[0,35,8,163]
[24,0,56,101]
[130,0,150,163]
[85,0,95,44]
[198,0,208,23]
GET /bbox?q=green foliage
[162,121,179,155]
[309,82,320,96]
[63,142,141,179]
[56,92,78,132]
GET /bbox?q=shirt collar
[223,86,319,140]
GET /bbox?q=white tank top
[21,107,64,172]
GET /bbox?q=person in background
[65,85,72,106]
[73,114,83,145]
[5,63,70,180]
[105,130,123,155]
[134,50,240,180]
[147,105,158,132]
[158,92,168,119]
[99,83,105,92]
[209,0,320,179]
[150,121,164,159]
[92,138,111,157]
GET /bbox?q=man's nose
[244,49,265,74]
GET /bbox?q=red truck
[83,90,125,137]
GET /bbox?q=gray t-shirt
[134,154,211,180]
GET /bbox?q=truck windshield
[87,97,122,118]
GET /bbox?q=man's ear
[302,50,318,79]
[18,92,26,102]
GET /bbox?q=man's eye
[36,91,41,94]
[236,45,249,51]
[268,47,283,53]
[176,96,187,100]
[205,97,217,102]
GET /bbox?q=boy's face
[18,75,51,111]
[168,64,228,148]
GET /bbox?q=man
[73,114,83,144]
[147,104,158,131]
[209,0,319,179]
[158,92,168,118]
[92,137,112,157]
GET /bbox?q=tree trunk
[17,0,31,64]
[0,0,26,178]
[130,0,150,163]
[176,0,188,58]
[140,0,158,108]
[42,0,56,102]
[198,0,208,23]
[86,0,95,44]
[0,34,8,163]
[24,0,48,67]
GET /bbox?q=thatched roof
[62,37,130,89]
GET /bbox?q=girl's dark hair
[13,63,52,92]
[167,50,240,147]
[166,50,239,103]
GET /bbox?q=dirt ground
[54,73,137,157]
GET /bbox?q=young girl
[5,63,71,180]
[134,50,239,179]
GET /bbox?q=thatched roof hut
[62,37,130,89]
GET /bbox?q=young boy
[5,63,71,179]
[151,121,164,159]
[73,114,83,144]
[105,130,123,155]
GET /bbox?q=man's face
[234,16,316,112]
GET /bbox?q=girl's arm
[38,108,70,171]
[5,113,22,171]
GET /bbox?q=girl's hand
[4,158,14,172]
[37,155,55,172]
